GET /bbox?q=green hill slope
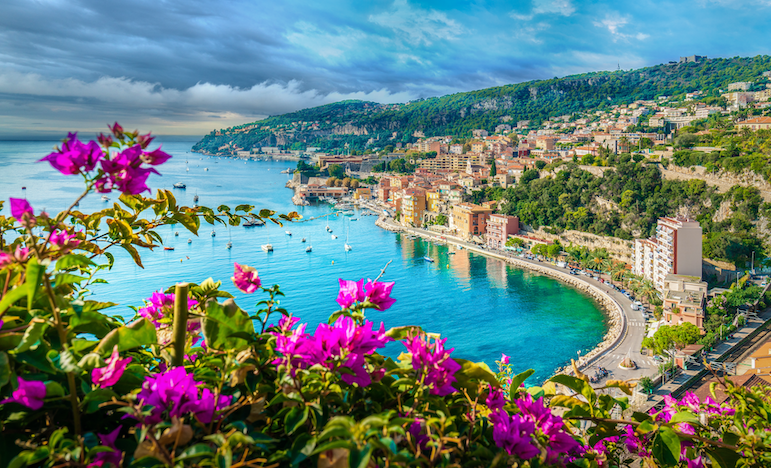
[192,55,771,155]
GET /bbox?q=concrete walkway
[374,215,658,384]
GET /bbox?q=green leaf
[58,350,82,373]
[77,352,105,371]
[56,254,95,270]
[96,318,157,355]
[509,369,535,395]
[384,325,423,341]
[14,346,58,373]
[53,273,88,288]
[0,351,10,389]
[669,411,699,424]
[550,374,596,404]
[0,284,29,315]
[45,381,65,398]
[203,301,254,351]
[176,444,215,461]
[234,204,253,213]
[453,358,500,393]
[172,213,200,236]
[349,445,373,468]
[707,447,742,468]
[284,406,308,435]
[652,426,680,466]
[11,320,48,354]
[121,244,143,268]
[25,257,46,311]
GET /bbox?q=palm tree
[638,279,660,306]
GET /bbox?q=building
[401,188,426,227]
[679,55,706,63]
[737,117,771,131]
[353,187,371,200]
[661,274,707,332]
[486,214,520,250]
[452,203,493,241]
[633,216,702,290]
[727,82,753,91]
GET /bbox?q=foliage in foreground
[1,126,771,468]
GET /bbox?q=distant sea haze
[0,140,606,382]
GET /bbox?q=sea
[0,139,607,383]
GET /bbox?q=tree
[508,134,519,146]
[535,160,547,170]
[328,164,345,179]
[490,159,497,177]
[326,177,337,186]
[462,143,471,153]
[546,243,562,259]
[351,180,360,189]
[506,237,525,248]
[436,214,448,226]
[519,169,539,185]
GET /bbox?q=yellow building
[426,190,441,212]
[402,188,427,227]
[353,187,371,200]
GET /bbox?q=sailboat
[344,218,352,251]
[306,235,312,253]
[211,229,216,237]
[193,192,199,204]
[226,226,233,249]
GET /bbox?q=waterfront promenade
[374,215,659,385]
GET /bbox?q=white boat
[204,168,209,171]
[187,238,192,244]
[101,195,109,202]
[331,235,337,240]
[173,182,186,189]
[306,245,312,252]
[423,256,434,263]
[261,244,273,252]
[326,225,331,232]
[211,230,216,237]
[226,242,232,249]
[285,231,292,236]
[174,231,179,236]
[301,237,306,243]
[193,194,199,203]
[345,243,352,251]
[344,218,352,251]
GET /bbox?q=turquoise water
[0,140,606,382]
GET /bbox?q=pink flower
[232,262,261,293]
[403,334,461,396]
[50,229,81,252]
[0,246,30,268]
[336,278,366,309]
[0,377,46,410]
[10,198,33,221]
[182,388,232,424]
[363,279,396,310]
[108,122,124,137]
[136,132,155,149]
[491,410,540,459]
[97,133,113,148]
[100,145,159,194]
[486,385,507,411]
[138,291,199,329]
[39,133,103,175]
[92,345,132,388]
[88,427,122,467]
[501,353,510,364]
[141,146,172,165]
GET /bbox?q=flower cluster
[50,229,82,252]
[0,245,29,268]
[0,377,47,410]
[92,345,132,389]
[272,315,391,387]
[336,278,396,310]
[39,126,171,195]
[489,393,579,464]
[232,262,261,293]
[138,291,200,330]
[403,334,461,396]
[136,367,232,425]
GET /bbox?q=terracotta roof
[692,374,771,404]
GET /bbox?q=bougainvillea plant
[0,125,769,468]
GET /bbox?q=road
[375,215,659,384]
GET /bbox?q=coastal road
[375,215,658,385]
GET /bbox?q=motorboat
[164,246,174,251]
[101,195,109,202]
[285,231,292,236]
[244,219,264,227]
[211,230,216,237]
[173,183,186,189]
[331,234,337,240]
[174,231,179,236]
[344,243,352,251]
[187,238,192,244]
[261,244,273,252]
[306,245,312,252]
[226,242,232,249]
[193,194,199,204]
[423,256,434,263]
[301,238,306,243]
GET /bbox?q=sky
[1,0,770,138]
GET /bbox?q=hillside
[192,55,771,155]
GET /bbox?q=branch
[374,260,393,283]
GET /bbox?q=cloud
[0,70,417,136]
[594,13,649,42]
[511,0,575,20]
[285,22,369,60]
[369,0,464,45]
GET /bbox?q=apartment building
[661,274,707,332]
[633,216,702,290]
[452,203,493,241]
[401,188,426,227]
[486,214,520,250]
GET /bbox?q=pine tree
[490,159,497,177]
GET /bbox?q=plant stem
[172,283,189,367]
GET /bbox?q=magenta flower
[136,367,200,425]
[364,279,396,310]
[408,418,430,451]
[100,145,159,194]
[336,278,366,308]
[490,410,540,459]
[138,291,199,328]
[109,122,124,137]
[486,384,507,411]
[88,427,123,467]
[232,262,261,293]
[39,133,103,175]
[0,246,30,268]
[278,315,300,332]
[0,320,4,331]
[92,345,132,388]
[182,388,233,424]
[679,392,701,413]
[403,334,461,396]
[0,377,46,410]
[501,353,510,364]
[10,198,33,220]
[50,229,82,252]
[97,133,114,148]
[141,146,172,165]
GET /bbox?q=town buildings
[661,274,707,332]
[633,216,703,290]
[452,203,493,241]
[486,214,520,250]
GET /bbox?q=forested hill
[192,55,771,154]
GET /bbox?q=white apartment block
[633,216,702,290]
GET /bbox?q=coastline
[374,216,627,378]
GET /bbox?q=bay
[0,139,607,382]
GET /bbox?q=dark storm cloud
[0,0,770,136]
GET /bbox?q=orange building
[452,203,493,241]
